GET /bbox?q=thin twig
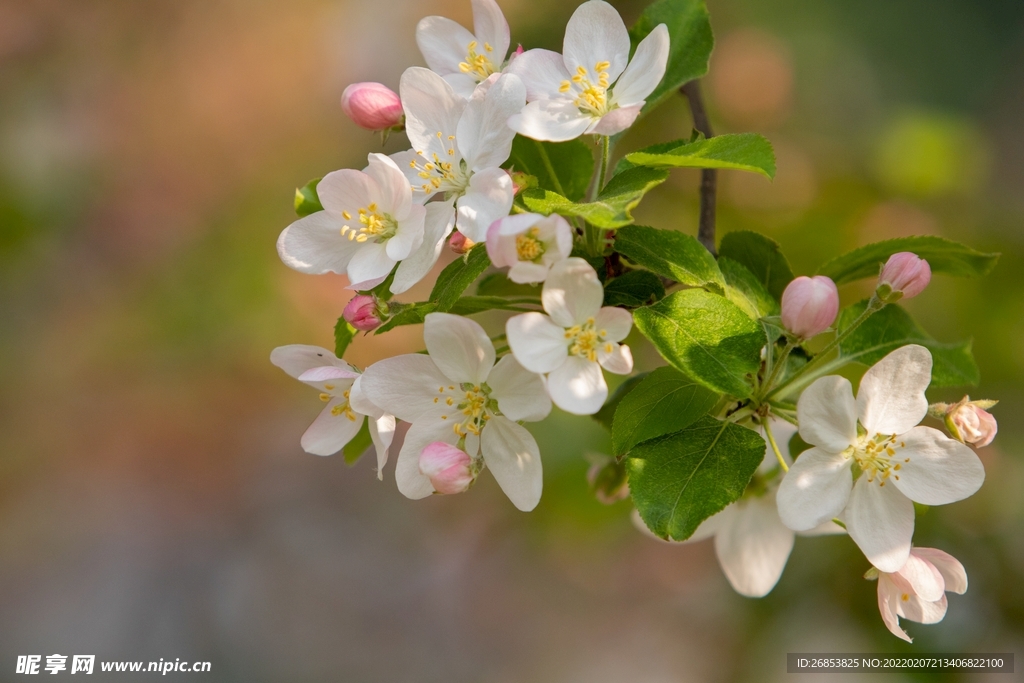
[680,80,717,255]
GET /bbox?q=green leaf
[719,256,780,320]
[429,245,491,311]
[520,167,669,229]
[611,367,718,456]
[294,178,323,217]
[629,0,713,113]
[817,236,1000,285]
[476,272,541,298]
[614,225,724,291]
[343,419,373,465]
[838,301,979,387]
[603,270,666,308]
[374,302,435,334]
[633,289,764,398]
[507,136,594,202]
[624,134,776,179]
[448,295,540,315]
[628,417,766,540]
[718,231,795,300]
[593,373,648,431]
[334,317,357,357]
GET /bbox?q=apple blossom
[392,67,525,243]
[780,275,839,339]
[270,345,396,478]
[777,344,985,572]
[486,212,573,283]
[419,441,476,494]
[877,252,931,302]
[360,313,552,511]
[506,258,633,415]
[341,82,404,131]
[277,152,458,293]
[343,294,383,332]
[867,547,968,642]
[416,0,511,99]
[932,397,999,448]
[506,0,669,141]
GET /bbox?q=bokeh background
[1,0,1023,680]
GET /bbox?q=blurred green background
[1,0,1022,680]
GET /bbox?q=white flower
[869,547,968,642]
[777,345,985,572]
[277,153,455,294]
[633,421,843,597]
[506,0,669,141]
[360,313,552,511]
[392,67,525,243]
[506,258,633,415]
[485,212,573,283]
[270,345,396,478]
[417,0,511,99]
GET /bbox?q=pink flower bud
[946,400,998,448]
[878,252,931,301]
[448,231,475,255]
[780,275,839,339]
[343,294,382,332]
[509,44,525,62]
[419,442,474,494]
[340,82,403,131]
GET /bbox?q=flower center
[564,317,611,362]
[319,388,357,421]
[409,132,470,197]
[559,62,613,116]
[852,433,909,486]
[458,40,497,81]
[340,204,398,243]
[433,383,499,438]
[515,228,546,262]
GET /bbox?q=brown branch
[680,80,717,256]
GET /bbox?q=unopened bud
[780,275,839,339]
[509,44,525,63]
[341,82,404,131]
[877,252,931,302]
[343,294,383,332]
[419,442,474,494]
[449,230,475,254]
[936,397,998,448]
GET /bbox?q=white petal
[348,374,383,419]
[901,593,948,625]
[455,167,514,242]
[276,211,358,275]
[270,345,348,380]
[846,476,914,573]
[396,412,456,500]
[506,312,569,374]
[858,344,932,436]
[316,168,378,216]
[458,73,525,170]
[895,552,945,602]
[443,73,479,100]
[487,354,552,422]
[597,342,633,375]
[389,149,432,204]
[416,16,476,76]
[400,67,466,158]
[547,355,607,415]
[891,426,985,505]
[586,104,643,136]
[471,0,510,63]
[365,153,412,219]
[360,354,452,422]
[797,375,858,452]
[611,23,669,106]
[297,366,359,383]
[543,257,604,327]
[300,401,364,456]
[481,416,543,511]
[912,547,967,594]
[714,492,796,597]
[391,202,456,294]
[877,575,913,642]
[385,204,426,262]
[486,212,540,267]
[346,241,395,289]
[508,261,551,284]
[594,306,632,342]
[563,0,630,83]
[776,447,853,531]
[508,98,593,142]
[423,312,496,384]
[369,414,396,481]
[505,48,571,101]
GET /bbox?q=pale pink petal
[547,355,607,415]
[912,547,968,594]
[486,213,541,267]
[506,312,570,374]
[423,312,495,384]
[896,552,946,602]
[797,375,858,453]
[891,426,985,505]
[487,354,552,422]
[611,23,669,107]
[586,104,644,136]
[776,447,853,531]
[877,574,913,642]
[846,476,914,573]
[858,344,932,436]
[900,593,948,625]
[396,411,456,500]
[481,416,543,511]
[543,257,604,327]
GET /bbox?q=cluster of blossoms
[271,0,999,643]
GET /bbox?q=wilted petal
[891,426,985,505]
[547,355,607,415]
[506,312,570,374]
[482,416,543,511]
[776,447,853,531]
[858,344,932,437]
[714,492,796,597]
[797,375,858,453]
[487,354,552,422]
[846,476,914,573]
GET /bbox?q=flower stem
[598,135,610,193]
[763,420,789,472]
[758,340,795,401]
